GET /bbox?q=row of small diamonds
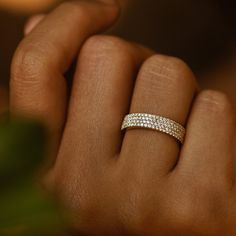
[121,115,184,132]
[122,119,183,141]
[123,114,185,140]
[122,118,184,143]
[124,113,184,132]
[121,113,185,143]
[123,113,185,132]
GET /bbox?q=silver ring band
[121,113,185,144]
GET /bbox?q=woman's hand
[10,0,236,235]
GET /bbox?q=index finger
[10,0,120,161]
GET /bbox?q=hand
[10,1,236,235]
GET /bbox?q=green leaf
[0,119,46,186]
[0,181,67,236]
[0,119,68,235]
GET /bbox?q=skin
[5,0,236,235]
[0,0,57,13]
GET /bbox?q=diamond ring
[121,113,185,144]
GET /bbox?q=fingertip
[24,14,46,36]
[95,0,121,20]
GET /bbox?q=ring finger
[121,55,198,175]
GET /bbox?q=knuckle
[57,1,119,26]
[11,43,46,86]
[58,1,86,18]
[139,54,196,90]
[59,0,119,16]
[81,35,134,64]
[164,181,226,234]
[197,90,234,114]
[166,197,211,233]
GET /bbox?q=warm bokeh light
[0,0,59,13]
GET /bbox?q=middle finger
[53,36,153,173]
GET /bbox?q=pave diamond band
[121,113,185,144]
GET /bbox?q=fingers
[177,90,236,185]
[10,0,120,161]
[53,36,153,172]
[121,55,197,174]
[24,14,45,36]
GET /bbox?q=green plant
[0,118,67,236]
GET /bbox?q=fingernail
[24,14,45,36]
